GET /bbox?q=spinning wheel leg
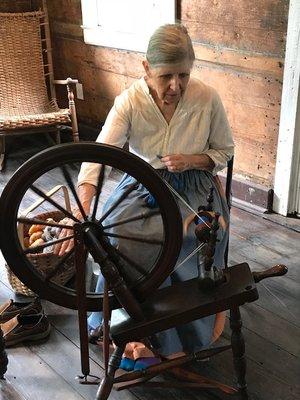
[230,306,248,399]
[74,223,90,379]
[96,346,125,400]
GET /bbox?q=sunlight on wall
[81,0,175,52]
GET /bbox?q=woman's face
[143,60,192,106]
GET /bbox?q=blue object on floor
[119,357,135,371]
[134,357,161,371]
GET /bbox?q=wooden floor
[0,135,299,400]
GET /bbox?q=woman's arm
[78,93,131,187]
[75,183,97,217]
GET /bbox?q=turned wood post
[230,306,248,398]
[66,79,79,142]
[96,345,125,400]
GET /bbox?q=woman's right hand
[53,183,95,256]
[53,209,83,256]
[53,217,75,256]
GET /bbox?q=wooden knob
[252,264,288,283]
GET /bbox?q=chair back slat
[0,11,53,116]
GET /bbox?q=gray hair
[146,24,195,67]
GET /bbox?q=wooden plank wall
[0,0,289,190]
[181,0,288,188]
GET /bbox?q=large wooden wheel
[0,143,182,311]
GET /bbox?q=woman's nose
[169,75,180,91]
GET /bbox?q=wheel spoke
[102,209,160,230]
[113,246,148,277]
[99,180,138,223]
[91,165,105,221]
[24,234,74,254]
[17,216,74,230]
[103,232,163,245]
[44,248,75,282]
[61,165,88,221]
[30,185,80,223]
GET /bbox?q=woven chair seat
[0,105,70,131]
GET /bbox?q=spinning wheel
[0,144,288,399]
[0,143,182,311]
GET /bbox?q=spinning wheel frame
[0,143,182,311]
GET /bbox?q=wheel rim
[0,143,182,310]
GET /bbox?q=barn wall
[0,0,289,205]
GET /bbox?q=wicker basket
[6,265,35,297]
[6,210,75,297]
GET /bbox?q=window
[81,0,176,52]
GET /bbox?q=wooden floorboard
[0,381,26,400]
[0,135,299,400]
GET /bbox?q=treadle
[113,346,237,394]
[110,263,258,346]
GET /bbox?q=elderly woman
[57,24,234,371]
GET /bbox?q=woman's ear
[142,60,151,77]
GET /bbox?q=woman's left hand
[160,153,215,173]
[160,154,191,172]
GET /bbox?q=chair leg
[230,306,249,399]
[96,345,125,400]
[0,136,5,171]
[46,129,61,146]
[54,129,61,144]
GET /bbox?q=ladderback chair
[0,0,79,171]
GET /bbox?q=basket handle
[18,185,72,248]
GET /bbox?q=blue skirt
[88,169,229,356]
